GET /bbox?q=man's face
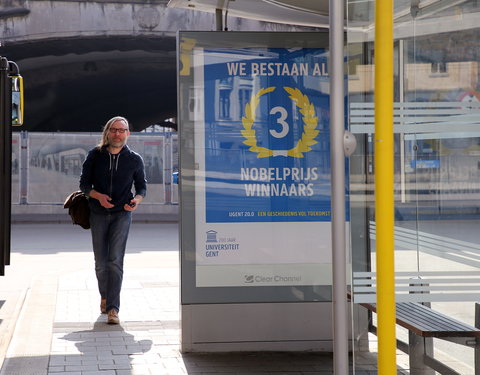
[107,120,130,148]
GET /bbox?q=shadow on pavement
[56,318,153,374]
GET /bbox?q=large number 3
[269,106,289,138]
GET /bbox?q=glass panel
[18,132,166,204]
[27,133,95,204]
[129,135,166,204]
[346,13,377,365]
[348,0,480,373]
[171,134,179,204]
[404,5,480,371]
[11,133,20,204]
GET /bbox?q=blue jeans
[90,210,132,313]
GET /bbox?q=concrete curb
[0,287,28,372]
[0,276,58,375]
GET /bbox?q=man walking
[80,116,147,324]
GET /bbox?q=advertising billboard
[179,32,343,301]
[192,43,336,288]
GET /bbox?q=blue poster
[203,48,332,223]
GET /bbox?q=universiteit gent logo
[206,230,218,243]
[241,87,319,158]
[204,231,240,258]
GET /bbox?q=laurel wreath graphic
[241,86,319,158]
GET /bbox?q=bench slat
[396,304,473,336]
[362,302,480,338]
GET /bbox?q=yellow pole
[375,0,396,373]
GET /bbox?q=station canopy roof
[167,0,479,39]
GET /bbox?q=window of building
[238,88,251,118]
[219,89,231,119]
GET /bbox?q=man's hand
[89,190,114,209]
[124,195,143,211]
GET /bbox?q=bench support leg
[409,332,435,375]
[475,339,479,375]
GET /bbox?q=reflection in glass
[348,0,480,372]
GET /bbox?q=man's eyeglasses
[109,128,128,134]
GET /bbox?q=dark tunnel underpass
[2,35,178,132]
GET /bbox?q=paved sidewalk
[0,222,393,374]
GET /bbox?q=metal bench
[360,301,480,375]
